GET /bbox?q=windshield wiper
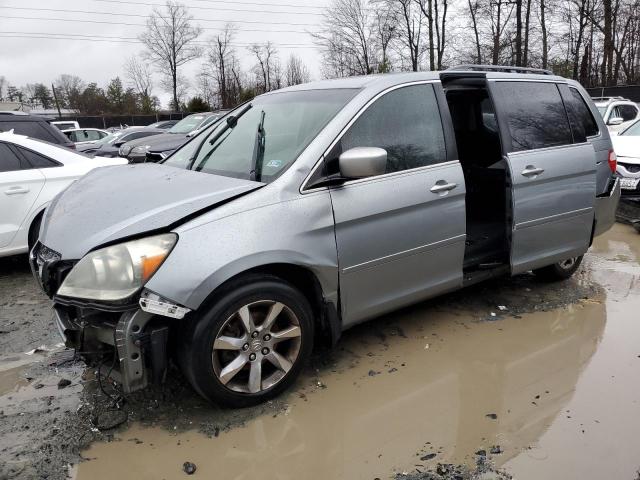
[250,110,266,182]
[208,103,253,146]
[186,103,253,170]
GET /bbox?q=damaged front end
[52,305,171,392]
[30,240,190,393]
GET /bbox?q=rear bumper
[594,177,621,237]
[53,305,169,393]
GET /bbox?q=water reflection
[77,297,607,480]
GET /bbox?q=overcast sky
[0,0,330,107]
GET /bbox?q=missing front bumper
[53,306,169,393]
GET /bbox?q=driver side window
[338,84,446,175]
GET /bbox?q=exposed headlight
[57,234,177,301]
[131,145,151,154]
[119,145,133,156]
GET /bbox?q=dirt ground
[1,223,639,480]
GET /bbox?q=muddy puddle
[74,224,640,480]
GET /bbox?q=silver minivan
[31,67,621,406]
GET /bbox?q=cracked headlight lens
[57,234,177,301]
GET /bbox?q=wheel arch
[193,262,342,349]
[27,205,48,249]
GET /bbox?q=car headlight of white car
[131,145,151,155]
[57,234,177,301]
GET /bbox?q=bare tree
[123,56,154,112]
[285,54,311,86]
[207,24,243,108]
[416,0,450,69]
[313,0,377,76]
[249,42,279,93]
[53,74,85,109]
[468,0,483,63]
[139,1,202,111]
[389,0,423,71]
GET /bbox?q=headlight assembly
[57,234,177,301]
[119,145,133,156]
[132,145,151,154]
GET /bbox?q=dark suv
[0,113,75,149]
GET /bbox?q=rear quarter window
[0,143,24,172]
[16,146,60,168]
[561,87,599,142]
[492,82,573,152]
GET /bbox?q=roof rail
[446,64,554,75]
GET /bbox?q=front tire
[177,275,314,407]
[533,255,583,281]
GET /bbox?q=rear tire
[177,275,314,407]
[533,255,583,281]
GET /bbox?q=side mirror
[608,116,624,126]
[338,147,387,179]
[113,140,126,147]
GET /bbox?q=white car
[593,97,640,133]
[0,132,127,257]
[51,120,80,131]
[611,119,640,200]
[61,128,110,146]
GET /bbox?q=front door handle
[521,166,544,177]
[4,186,30,195]
[430,181,458,193]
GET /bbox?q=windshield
[163,88,358,183]
[94,131,124,146]
[168,114,210,134]
[621,120,640,136]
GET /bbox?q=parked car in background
[612,118,640,200]
[0,132,127,257]
[146,120,179,130]
[62,128,109,146]
[77,126,164,157]
[33,68,620,406]
[593,96,640,133]
[0,114,76,150]
[51,120,80,131]
[122,112,224,162]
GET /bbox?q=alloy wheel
[211,300,302,394]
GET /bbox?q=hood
[40,163,264,259]
[76,143,99,153]
[125,132,188,152]
[612,136,640,161]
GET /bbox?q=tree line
[1,0,638,116]
[314,0,640,86]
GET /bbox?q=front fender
[145,190,339,311]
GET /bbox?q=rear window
[563,87,599,141]
[493,82,573,152]
[0,120,60,144]
[617,104,638,122]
